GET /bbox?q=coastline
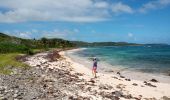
[61,48,170,99]
[1,48,169,99]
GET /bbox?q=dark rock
[150,79,158,82]
[120,76,125,78]
[86,87,92,92]
[88,79,95,83]
[162,96,170,100]
[112,76,118,79]
[112,91,124,97]
[68,96,74,99]
[124,94,133,99]
[99,84,113,90]
[1,97,8,100]
[144,81,156,87]
[117,72,121,75]
[145,82,157,87]
[75,73,83,76]
[99,91,120,100]
[132,83,138,86]
[125,78,131,81]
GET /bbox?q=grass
[0,53,29,74]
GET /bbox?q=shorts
[92,66,97,72]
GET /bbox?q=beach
[61,48,170,100]
[1,49,170,100]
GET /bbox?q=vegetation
[71,41,142,47]
[0,32,142,74]
[0,32,75,74]
[0,32,75,54]
[0,53,29,74]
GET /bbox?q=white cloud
[139,0,170,13]
[94,1,109,8]
[2,29,74,39]
[128,33,133,38]
[19,32,31,38]
[112,2,134,14]
[0,0,135,23]
[0,0,110,23]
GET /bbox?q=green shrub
[0,42,30,54]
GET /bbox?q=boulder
[132,83,138,86]
[112,91,124,97]
[150,79,158,82]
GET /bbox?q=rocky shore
[0,50,170,100]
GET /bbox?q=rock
[144,81,156,87]
[150,79,158,82]
[88,79,95,83]
[144,81,147,84]
[112,76,118,79]
[13,94,18,98]
[86,87,92,92]
[162,96,170,100]
[75,73,83,76]
[0,86,5,93]
[125,78,131,81]
[99,84,113,90]
[68,96,74,99]
[112,91,124,97]
[124,94,133,99]
[120,76,125,78]
[132,83,138,86]
[117,72,121,75]
[116,84,125,90]
[99,91,120,100]
[0,97,8,100]
[145,82,157,87]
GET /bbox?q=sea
[66,45,170,76]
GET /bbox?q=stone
[162,96,170,100]
[88,79,95,83]
[112,76,118,79]
[145,82,157,87]
[117,72,121,75]
[120,76,125,78]
[125,78,131,81]
[13,94,18,98]
[150,79,158,82]
[99,84,113,90]
[132,83,138,86]
[1,97,8,100]
[112,91,124,97]
[124,94,133,99]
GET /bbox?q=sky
[0,0,170,44]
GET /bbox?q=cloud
[19,32,31,38]
[2,28,79,39]
[139,0,170,13]
[128,33,133,38]
[111,2,134,14]
[0,0,110,23]
[0,0,135,23]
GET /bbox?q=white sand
[59,49,170,100]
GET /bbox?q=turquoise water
[74,45,170,75]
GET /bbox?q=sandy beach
[60,48,170,100]
[1,49,169,99]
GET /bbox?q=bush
[0,42,30,54]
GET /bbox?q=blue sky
[0,0,170,44]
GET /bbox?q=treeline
[0,33,75,54]
[71,41,141,47]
